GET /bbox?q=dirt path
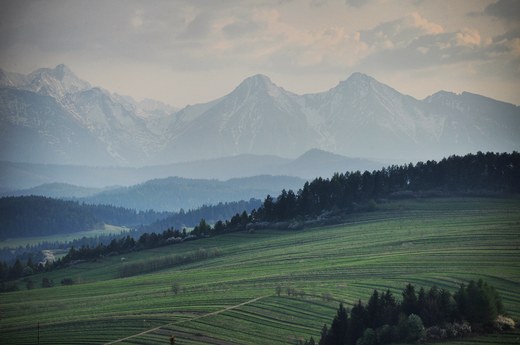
[104,295,270,344]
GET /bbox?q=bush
[275,284,282,296]
[0,282,19,292]
[322,292,333,302]
[61,278,74,285]
[356,328,377,345]
[445,321,471,338]
[494,315,515,331]
[22,266,34,277]
[41,277,53,288]
[171,282,181,295]
[425,326,447,341]
[376,324,397,344]
[399,314,425,343]
[26,279,35,290]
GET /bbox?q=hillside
[0,149,379,190]
[0,196,172,239]
[0,197,518,344]
[79,175,304,212]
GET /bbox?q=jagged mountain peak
[335,72,391,92]
[233,73,287,98]
[424,90,458,102]
[27,64,91,98]
[1,64,519,167]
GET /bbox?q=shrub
[425,326,447,341]
[445,321,471,338]
[356,328,377,345]
[376,324,397,344]
[171,282,181,295]
[399,314,425,343]
[0,282,19,292]
[322,292,333,302]
[275,284,282,296]
[494,315,515,331]
[41,277,53,288]
[61,278,74,285]
[25,279,35,290]
[22,266,34,277]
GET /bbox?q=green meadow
[1,197,519,344]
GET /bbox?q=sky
[1,0,519,108]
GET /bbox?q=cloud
[355,11,519,82]
[178,11,214,40]
[1,0,519,106]
[222,19,263,38]
[309,0,328,7]
[345,0,372,8]
[359,12,444,50]
[484,0,520,23]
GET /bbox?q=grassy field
[0,197,519,344]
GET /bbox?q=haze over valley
[1,1,519,345]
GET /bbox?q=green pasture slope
[1,197,519,344]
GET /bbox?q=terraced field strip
[148,296,337,345]
[104,295,269,344]
[1,198,519,344]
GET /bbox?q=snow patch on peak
[27,64,91,99]
[347,72,373,82]
[236,74,284,98]
[424,91,460,105]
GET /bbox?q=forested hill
[0,196,170,239]
[251,152,520,223]
[0,196,99,238]
[139,199,262,233]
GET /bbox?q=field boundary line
[104,294,271,344]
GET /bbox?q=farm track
[104,295,270,344]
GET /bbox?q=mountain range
[0,149,381,190]
[1,64,519,167]
[2,175,305,212]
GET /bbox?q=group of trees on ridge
[254,151,519,222]
[1,151,519,284]
[304,280,512,345]
[0,197,262,241]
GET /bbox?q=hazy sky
[1,0,519,107]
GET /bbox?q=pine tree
[328,303,349,345]
[401,283,418,316]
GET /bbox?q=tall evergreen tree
[328,303,349,345]
[401,283,418,315]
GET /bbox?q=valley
[2,2,520,344]
[1,197,519,344]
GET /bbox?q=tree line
[254,151,520,222]
[0,196,172,239]
[2,152,519,285]
[138,199,261,233]
[304,279,512,345]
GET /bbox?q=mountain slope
[160,72,520,162]
[1,65,519,166]
[0,87,114,165]
[424,91,520,155]
[160,74,319,162]
[0,65,175,166]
